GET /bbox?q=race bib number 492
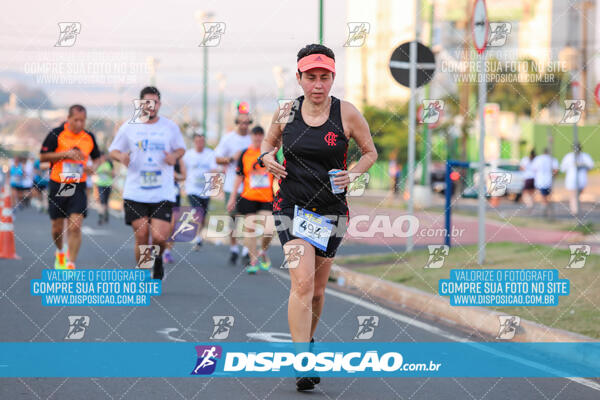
[292,205,333,251]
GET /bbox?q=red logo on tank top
[324,131,337,146]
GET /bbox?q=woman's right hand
[263,147,287,180]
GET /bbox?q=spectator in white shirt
[560,143,594,215]
[519,149,536,208]
[531,148,558,218]
[214,112,252,265]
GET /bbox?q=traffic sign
[472,0,489,54]
[389,41,436,88]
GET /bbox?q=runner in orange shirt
[40,104,101,269]
[226,126,274,274]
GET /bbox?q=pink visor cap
[297,54,335,73]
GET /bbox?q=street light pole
[216,73,225,142]
[203,44,208,136]
[420,0,435,188]
[477,51,487,265]
[273,66,286,99]
[196,10,214,136]
[319,0,324,44]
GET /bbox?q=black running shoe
[153,256,164,280]
[309,338,320,384]
[229,251,238,266]
[295,377,315,391]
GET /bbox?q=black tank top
[274,95,349,212]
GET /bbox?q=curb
[329,264,595,343]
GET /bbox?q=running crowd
[519,146,594,217]
[22,43,380,392]
[8,43,596,392]
[26,87,278,277]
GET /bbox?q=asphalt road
[0,207,599,399]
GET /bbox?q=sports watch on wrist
[257,152,269,168]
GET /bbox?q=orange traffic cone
[0,185,19,259]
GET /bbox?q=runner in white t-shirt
[214,112,252,265]
[560,143,594,215]
[183,131,218,250]
[530,148,558,218]
[108,86,186,279]
[519,149,536,208]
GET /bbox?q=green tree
[351,103,409,165]
[487,58,565,118]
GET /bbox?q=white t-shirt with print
[109,117,186,203]
[183,148,218,197]
[214,130,251,193]
[560,152,594,190]
[531,154,558,190]
[519,156,535,180]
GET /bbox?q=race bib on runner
[292,205,333,251]
[63,162,83,176]
[250,173,270,189]
[140,170,162,189]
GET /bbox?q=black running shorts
[48,181,88,220]
[124,199,173,225]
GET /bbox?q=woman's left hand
[332,169,351,189]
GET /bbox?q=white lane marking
[270,268,600,392]
[81,226,110,236]
[157,328,186,342]
[246,332,292,343]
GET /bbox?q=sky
[0,0,350,131]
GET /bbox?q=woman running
[258,43,377,391]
